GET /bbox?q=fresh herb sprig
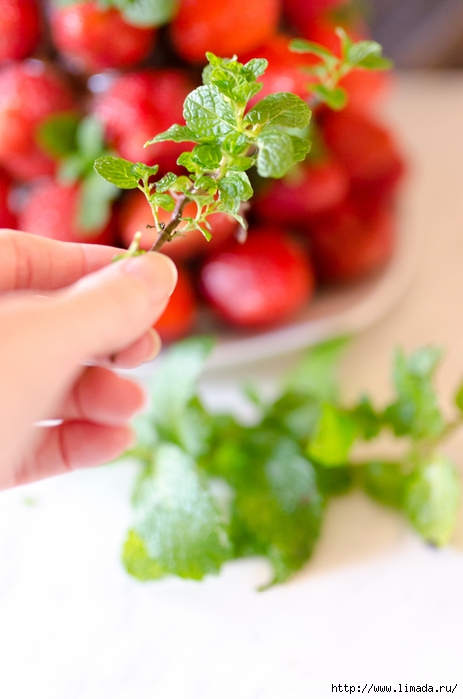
[290,27,392,110]
[122,339,463,588]
[94,52,312,252]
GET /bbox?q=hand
[0,230,177,489]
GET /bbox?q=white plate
[199,210,420,368]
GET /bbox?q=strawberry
[93,69,193,173]
[19,180,114,245]
[154,266,197,342]
[253,160,348,226]
[284,0,349,36]
[307,202,395,283]
[0,168,17,229]
[0,60,75,181]
[170,0,280,64]
[0,0,40,62]
[119,190,238,261]
[50,2,156,73]
[200,226,315,328]
[320,108,405,190]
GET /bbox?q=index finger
[0,229,123,292]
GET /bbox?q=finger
[12,421,135,488]
[55,253,177,361]
[59,366,146,425]
[0,229,122,292]
[106,328,163,369]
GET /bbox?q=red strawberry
[119,191,238,261]
[0,0,40,62]
[170,0,280,64]
[19,180,113,245]
[154,266,197,342]
[320,109,405,189]
[51,2,156,73]
[200,226,315,328]
[0,61,75,181]
[308,202,395,283]
[93,70,193,173]
[0,168,17,229]
[253,160,348,226]
[284,0,349,36]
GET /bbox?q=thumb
[54,252,177,362]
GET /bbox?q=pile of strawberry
[0,0,405,341]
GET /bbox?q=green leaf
[312,84,348,111]
[362,461,406,509]
[146,124,197,145]
[307,403,357,467]
[455,382,463,413]
[183,85,237,142]
[131,162,159,180]
[191,144,222,170]
[350,396,382,440]
[256,128,294,179]
[194,175,217,195]
[243,58,268,80]
[122,529,165,580]
[155,172,177,193]
[289,135,311,162]
[346,39,385,66]
[385,347,445,440]
[76,116,105,159]
[218,170,253,214]
[36,112,79,158]
[145,336,215,454]
[355,54,393,70]
[289,38,335,60]
[94,155,140,189]
[112,0,180,27]
[150,192,175,211]
[222,131,251,156]
[265,438,321,513]
[76,170,118,233]
[335,26,353,61]
[246,93,311,129]
[404,455,460,547]
[133,443,230,579]
[284,337,348,402]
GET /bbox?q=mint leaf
[94,155,140,189]
[150,192,175,211]
[265,438,321,513]
[256,128,294,178]
[183,85,237,142]
[218,171,253,214]
[290,135,311,162]
[307,403,357,467]
[133,443,230,579]
[385,347,445,440]
[155,172,177,193]
[145,336,214,454]
[122,529,165,580]
[36,112,79,158]
[246,93,311,129]
[346,39,386,67]
[146,124,197,145]
[76,116,105,159]
[285,337,348,402]
[312,84,348,110]
[243,58,268,80]
[77,169,118,232]
[404,455,460,546]
[191,144,222,170]
[355,54,393,70]
[362,461,405,509]
[112,0,180,27]
[289,38,335,60]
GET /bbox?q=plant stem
[150,193,188,252]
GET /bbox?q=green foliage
[94,52,312,251]
[289,27,392,110]
[404,455,460,546]
[123,339,463,588]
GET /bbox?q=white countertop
[1,73,463,698]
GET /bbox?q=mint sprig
[122,340,463,587]
[290,27,393,110]
[94,52,312,252]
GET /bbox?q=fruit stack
[0,0,405,341]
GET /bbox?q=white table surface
[2,73,463,698]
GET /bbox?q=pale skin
[0,230,177,490]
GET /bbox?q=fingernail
[145,328,162,362]
[122,253,177,302]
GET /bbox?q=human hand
[0,230,177,489]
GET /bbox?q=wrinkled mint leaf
[404,455,460,546]
[94,155,140,189]
[133,443,230,579]
[146,124,197,145]
[246,93,311,129]
[191,144,222,170]
[183,85,237,142]
[256,128,294,178]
